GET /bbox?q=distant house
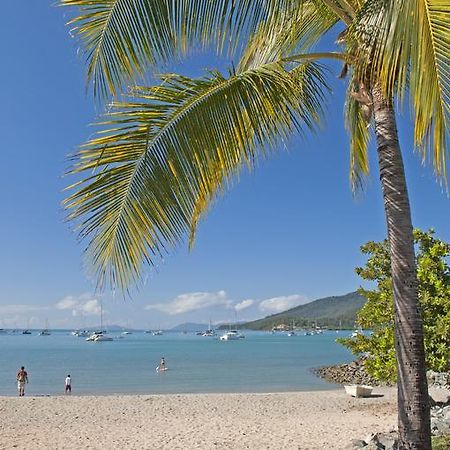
[273,324,289,331]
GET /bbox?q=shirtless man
[16,366,28,396]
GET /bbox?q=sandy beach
[0,387,413,450]
[2,387,447,450]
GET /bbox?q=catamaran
[219,329,245,341]
[86,301,113,342]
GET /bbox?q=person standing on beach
[65,375,72,394]
[16,366,28,397]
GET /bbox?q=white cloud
[55,294,101,316]
[258,294,308,314]
[145,290,232,315]
[234,299,254,312]
[56,297,77,310]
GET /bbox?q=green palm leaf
[61,0,177,98]
[238,1,338,72]
[345,76,371,192]
[61,0,307,98]
[65,62,329,290]
[352,0,449,178]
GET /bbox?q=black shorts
[65,385,71,392]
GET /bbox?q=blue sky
[0,2,448,330]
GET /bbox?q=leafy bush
[338,229,450,383]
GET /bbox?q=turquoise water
[0,330,353,396]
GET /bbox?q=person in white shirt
[65,375,72,394]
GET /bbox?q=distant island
[220,291,366,330]
[170,322,210,332]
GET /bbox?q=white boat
[72,329,90,337]
[93,333,113,342]
[86,331,113,342]
[201,320,216,337]
[121,331,132,335]
[39,319,51,336]
[344,385,373,398]
[86,331,101,341]
[351,328,363,338]
[202,329,216,336]
[86,300,113,342]
[152,330,163,336]
[219,330,245,341]
[22,329,32,335]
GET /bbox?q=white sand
[1,387,445,450]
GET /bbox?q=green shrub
[338,229,450,383]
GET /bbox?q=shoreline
[0,384,341,399]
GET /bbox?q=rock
[349,439,367,448]
[442,406,450,420]
[427,370,450,389]
[364,443,384,450]
[314,357,386,387]
[350,431,399,450]
[430,416,450,436]
[429,395,437,407]
[372,432,398,450]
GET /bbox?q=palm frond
[61,0,308,99]
[319,0,355,24]
[351,0,449,178]
[60,0,177,98]
[238,1,338,72]
[65,62,329,291]
[345,76,371,192]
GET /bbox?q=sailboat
[287,320,297,336]
[86,301,113,342]
[350,322,363,338]
[219,314,245,341]
[201,319,216,337]
[22,318,32,334]
[38,319,51,336]
[121,322,132,335]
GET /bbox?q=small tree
[339,230,450,383]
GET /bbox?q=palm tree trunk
[371,86,431,450]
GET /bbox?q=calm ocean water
[0,330,353,396]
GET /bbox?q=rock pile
[427,370,450,389]
[346,398,450,448]
[314,358,387,387]
[345,432,399,449]
[430,401,450,436]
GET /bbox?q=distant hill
[242,291,366,330]
[170,322,209,332]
